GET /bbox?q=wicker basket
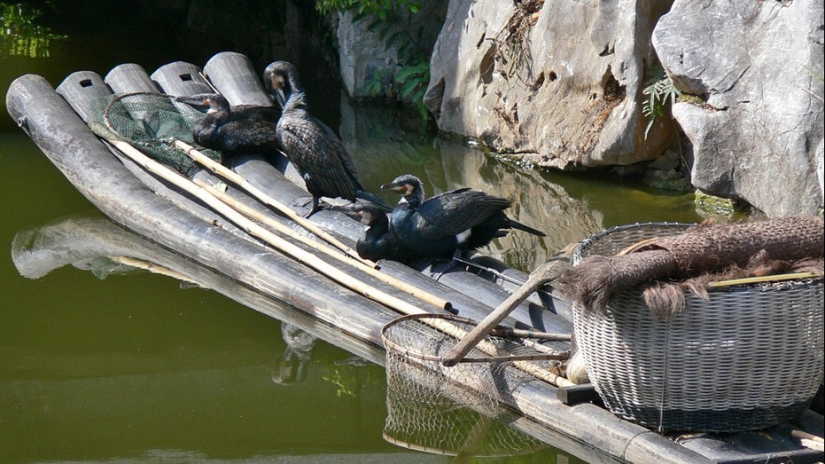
[572,222,824,432]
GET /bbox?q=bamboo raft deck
[6,51,823,463]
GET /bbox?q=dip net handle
[442,257,571,366]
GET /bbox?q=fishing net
[384,355,547,457]
[559,216,825,319]
[381,313,571,455]
[86,92,223,176]
[382,314,556,457]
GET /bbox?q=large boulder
[653,0,824,217]
[424,0,675,169]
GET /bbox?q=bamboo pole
[791,428,824,452]
[195,178,452,311]
[173,139,365,264]
[382,314,575,386]
[109,255,202,286]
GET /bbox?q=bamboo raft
[6,51,823,463]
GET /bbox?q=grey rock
[653,0,824,217]
[425,0,674,169]
[335,2,445,99]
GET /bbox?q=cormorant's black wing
[277,109,360,201]
[415,189,511,240]
[217,117,281,153]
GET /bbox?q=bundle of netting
[86,92,223,176]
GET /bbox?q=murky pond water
[1,3,704,462]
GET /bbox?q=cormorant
[336,203,423,263]
[263,60,392,217]
[381,174,546,259]
[175,93,282,155]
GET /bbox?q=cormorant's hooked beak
[329,204,375,225]
[381,182,410,196]
[175,93,225,114]
[265,72,287,108]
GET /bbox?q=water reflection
[341,94,605,272]
[384,359,548,458]
[0,3,67,58]
[9,213,596,461]
[272,323,317,385]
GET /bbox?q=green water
[0,3,704,462]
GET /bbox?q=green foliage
[316,0,421,17]
[316,0,431,121]
[642,65,681,140]
[0,2,67,58]
[394,60,430,120]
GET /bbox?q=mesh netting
[86,92,223,176]
[384,357,547,457]
[381,313,568,456]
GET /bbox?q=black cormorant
[381,174,546,259]
[263,60,392,217]
[175,93,282,155]
[336,203,423,263]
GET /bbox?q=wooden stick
[195,178,452,311]
[173,139,365,264]
[707,272,823,289]
[791,428,824,452]
[441,258,571,367]
[489,328,572,341]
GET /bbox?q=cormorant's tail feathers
[355,190,394,212]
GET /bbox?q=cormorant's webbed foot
[304,196,325,218]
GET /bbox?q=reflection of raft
[7,51,823,463]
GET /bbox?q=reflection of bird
[175,93,282,155]
[381,174,546,259]
[263,60,392,217]
[336,203,422,263]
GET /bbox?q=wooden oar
[441,255,572,367]
[173,139,366,264]
[195,178,452,311]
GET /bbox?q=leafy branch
[642,64,681,140]
[316,0,432,120]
